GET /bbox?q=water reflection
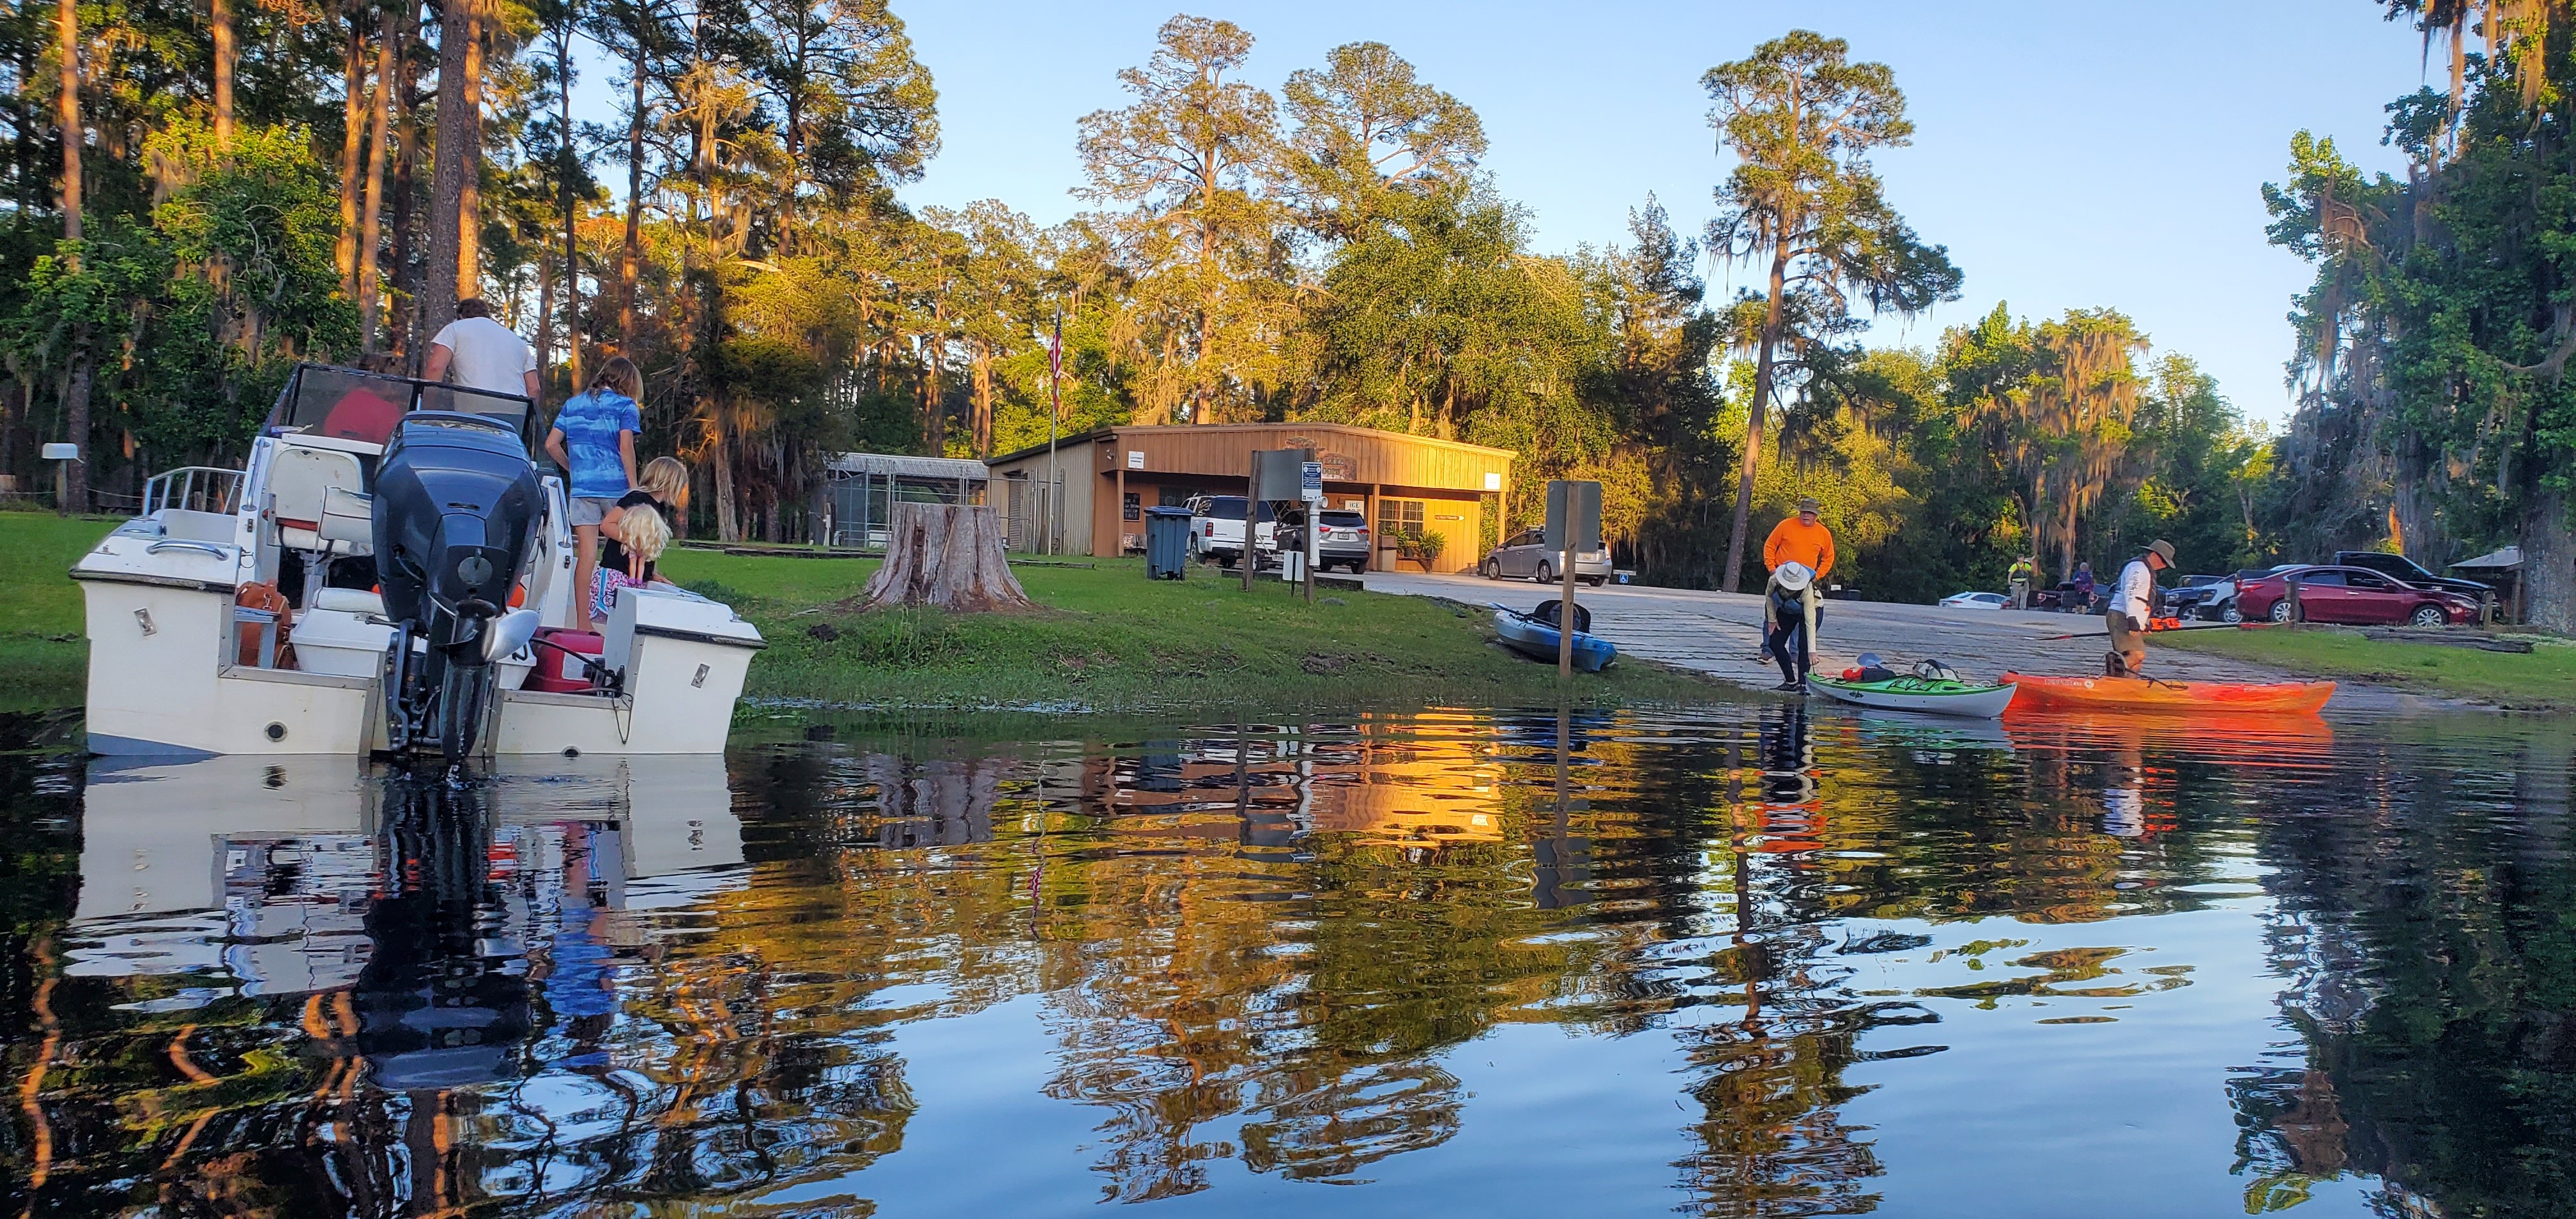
[0,709,2571,1215]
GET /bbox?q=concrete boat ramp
[1360,570,2457,713]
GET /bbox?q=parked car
[2332,549,2495,601]
[1185,495,1276,568]
[1940,591,2009,610]
[1480,527,1611,585]
[2166,574,2235,621]
[2234,565,2480,626]
[2030,582,2100,613]
[1274,508,1372,573]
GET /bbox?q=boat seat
[269,445,369,558]
[319,485,372,549]
[310,587,385,615]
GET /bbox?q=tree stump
[852,502,1034,612]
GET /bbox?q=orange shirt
[1763,516,1835,579]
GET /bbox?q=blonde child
[591,456,687,625]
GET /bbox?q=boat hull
[78,525,762,758]
[1808,676,2018,718]
[2001,673,2335,715]
[1489,604,1616,673]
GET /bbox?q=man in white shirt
[2107,539,2174,677]
[421,298,540,401]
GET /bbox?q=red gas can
[524,628,604,693]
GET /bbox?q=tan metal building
[984,424,1514,574]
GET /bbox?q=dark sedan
[2235,565,2480,627]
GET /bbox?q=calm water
[1,704,2571,1217]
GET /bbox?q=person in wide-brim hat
[2107,539,2176,678]
[1760,498,1836,693]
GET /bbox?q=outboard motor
[373,413,542,762]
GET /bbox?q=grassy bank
[657,547,1730,713]
[0,512,115,712]
[0,512,1730,716]
[2163,624,2576,710]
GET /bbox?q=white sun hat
[1774,562,1814,592]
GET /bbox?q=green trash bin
[1144,507,1192,579]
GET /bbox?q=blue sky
[870,1,2430,424]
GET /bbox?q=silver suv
[1480,528,1611,585]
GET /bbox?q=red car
[2235,565,2479,627]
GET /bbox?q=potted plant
[1399,528,1447,571]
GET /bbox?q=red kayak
[2001,673,2334,716]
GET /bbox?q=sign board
[1544,480,1602,553]
[1483,471,1503,492]
[1300,461,1323,502]
[41,443,78,461]
[1126,450,1144,470]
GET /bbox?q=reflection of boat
[68,754,745,1008]
[1825,709,2016,754]
[2001,712,2337,767]
[72,364,762,758]
[1808,674,2016,717]
[1488,603,1616,672]
[2002,673,2334,715]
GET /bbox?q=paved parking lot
[1359,569,2446,711]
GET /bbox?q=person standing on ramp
[1761,498,1836,691]
[2108,539,2175,677]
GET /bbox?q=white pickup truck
[1185,494,1276,569]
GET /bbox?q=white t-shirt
[2115,558,2157,625]
[428,316,537,396]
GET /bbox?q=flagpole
[1046,312,1062,555]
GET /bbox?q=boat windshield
[418,383,533,443]
[267,364,535,452]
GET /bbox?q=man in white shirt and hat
[421,298,540,402]
[2108,539,2174,678]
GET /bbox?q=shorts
[570,496,619,527]
[2107,614,2148,675]
[592,566,640,622]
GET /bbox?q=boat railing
[144,466,246,517]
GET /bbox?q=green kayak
[1806,674,2019,718]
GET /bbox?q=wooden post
[1114,463,1126,555]
[1304,501,1317,605]
[1558,533,1577,678]
[1367,484,1381,574]
[2286,572,2304,623]
[1242,452,1257,592]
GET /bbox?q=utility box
[1144,507,1193,579]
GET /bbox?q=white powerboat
[72,364,763,758]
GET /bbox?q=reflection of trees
[10,705,2473,1214]
[1032,717,1560,1197]
[2232,723,2576,1216]
[0,728,84,1216]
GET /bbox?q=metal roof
[826,452,989,481]
[2450,545,2524,570]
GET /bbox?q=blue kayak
[1489,603,1618,673]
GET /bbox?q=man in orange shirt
[1760,498,1836,687]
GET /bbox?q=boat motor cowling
[372,411,542,762]
[372,413,541,651]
